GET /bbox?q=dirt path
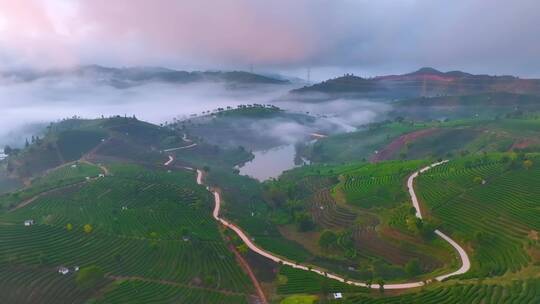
[164,155,174,166]
[310,133,328,139]
[166,155,470,290]
[11,160,108,211]
[80,160,109,176]
[10,180,88,211]
[229,245,268,304]
[163,143,197,152]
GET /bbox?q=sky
[0,0,540,79]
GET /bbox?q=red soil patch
[371,128,438,162]
[511,139,537,150]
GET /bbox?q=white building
[333,293,343,299]
[58,267,69,275]
[24,220,34,227]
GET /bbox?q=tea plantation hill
[336,153,540,303]
[1,115,253,184]
[300,113,540,165]
[265,153,540,303]
[2,112,540,303]
[263,160,454,282]
[0,149,256,302]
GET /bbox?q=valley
[1,68,540,304]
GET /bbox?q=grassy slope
[301,122,425,164]
[392,117,540,161]
[303,116,540,164]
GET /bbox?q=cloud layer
[0,0,539,76]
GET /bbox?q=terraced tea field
[277,266,367,295]
[330,160,423,208]
[0,163,253,302]
[0,162,103,210]
[259,160,453,283]
[339,279,540,303]
[416,154,540,277]
[0,266,111,304]
[95,279,249,304]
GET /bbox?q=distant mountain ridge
[292,67,540,98]
[0,65,290,88]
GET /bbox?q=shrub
[405,258,421,277]
[83,224,93,234]
[75,266,104,290]
[318,230,338,250]
[294,212,315,232]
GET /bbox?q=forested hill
[0,65,290,87]
[291,67,540,99]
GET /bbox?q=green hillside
[301,115,540,164]
[2,110,540,303]
[0,162,253,303]
[416,154,540,277]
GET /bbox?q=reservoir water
[238,144,307,181]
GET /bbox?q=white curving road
[167,158,470,290]
[164,155,174,166]
[406,160,471,281]
[163,143,197,153]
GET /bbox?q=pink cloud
[78,0,316,65]
[0,0,318,68]
[0,0,79,68]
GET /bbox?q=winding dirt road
[163,143,197,153]
[167,158,470,290]
[164,155,174,166]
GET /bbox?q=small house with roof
[58,267,69,275]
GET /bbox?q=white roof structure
[333,293,343,299]
[58,267,69,275]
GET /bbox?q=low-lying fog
[0,76,391,148]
